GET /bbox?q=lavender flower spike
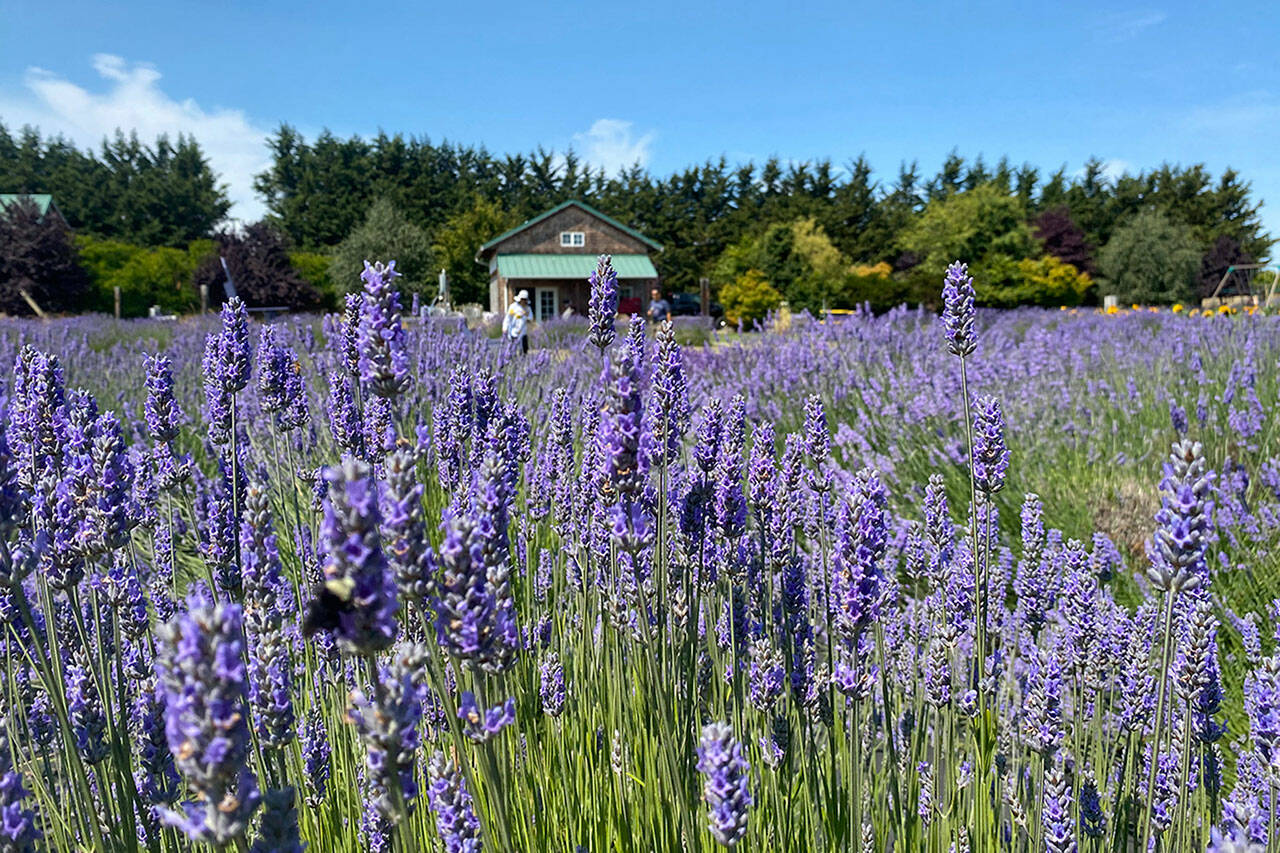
[155,596,261,846]
[941,261,976,357]
[0,720,41,852]
[1146,438,1212,593]
[426,752,482,853]
[588,254,619,352]
[315,456,398,654]
[971,395,1010,495]
[697,721,752,847]
[358,260,412,398]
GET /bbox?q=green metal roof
[496,254,658,280]
[478,200,663,254]
[0,194,55,217]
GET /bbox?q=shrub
[332,198,434,295]
[1097,209,1200,304]
[971,255,1092,308]
[720,269,782,326]
[899,183,1037,278]
[0,196,90,314]
[290,250,337,309]
[1033,206,1095,276]
[77,235,208,316]
[194,222,319,309]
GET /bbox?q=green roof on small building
[479,200,663,254]
[495,254,658,280]
[0,193,56,217]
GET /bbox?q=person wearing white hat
[502,289,533,354]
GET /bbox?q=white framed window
[560,231,585,247]
[535,287,559,322]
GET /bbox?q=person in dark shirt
[646,287,671,324]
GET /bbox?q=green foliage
[0,124,229,247]
[434,196,522,306]
[331,198,436,295]
[971,255,1093,308]
[1097,209,1201,304]
[720,269,782,326]
[289,251,337,309]
[76,235,207,316]
[900,183,1037,278]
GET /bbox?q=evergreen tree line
[0,120,1273,316]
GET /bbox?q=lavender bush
[1,256,1280,851]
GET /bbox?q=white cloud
[1184,90,1280,133]
[572,118,655,177]
[1094,10,1166,41]
[0,54,270,223]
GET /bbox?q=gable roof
[478,199,663,255]
[0,193,57,219]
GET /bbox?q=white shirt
[503,301,531,339]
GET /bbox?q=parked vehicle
[669,292,723,318]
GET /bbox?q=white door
[535,287,559,322]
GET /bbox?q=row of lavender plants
[1,256,1279,851]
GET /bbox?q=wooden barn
[476,200,662,320]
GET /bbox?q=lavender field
[2,258,1280,852]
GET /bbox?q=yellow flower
[1106,305,1119,315]
[1172,303,1184,313]
[1218,304,1231,315]
[1131,303,1141,311]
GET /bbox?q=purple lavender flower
[383,449,438,607]
[456,691,516,742]
[941,261,976,358]
[588,254,619,352]
[349,646,423,818]
[316,457,398,655]
[155,596,261,846]
[143,353,183,443]
[133,683,181,805]
[66,655,109,764]
[697,721,752,847]
[426,752,482,853]
[327,373,364,456]
[540,653,566,717]
[0,723,40,852]
[651,320,690,462]
[1041,753,1075,853]
[1147,439,1212,593]
[971,395,1010,495]
[217,297,252,394]
[434,512,505,670]
[300,709,330,807]
[340,293,362,377]
[203,334,232,444]
[249,787,304,853]
[1078,773,1106,839]
[358,260,412,398]
[256,325,292,415]
[834,469,889,636]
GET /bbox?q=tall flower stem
[1141,588,1177,853]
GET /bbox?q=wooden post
[699,277,710,318]
[113,286,121,319]
[200,284,208,315]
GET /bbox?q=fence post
[699,277,710,318]
[200,284,209,315]
[113,286,121,319]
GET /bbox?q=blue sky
[1,0,1277,241]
